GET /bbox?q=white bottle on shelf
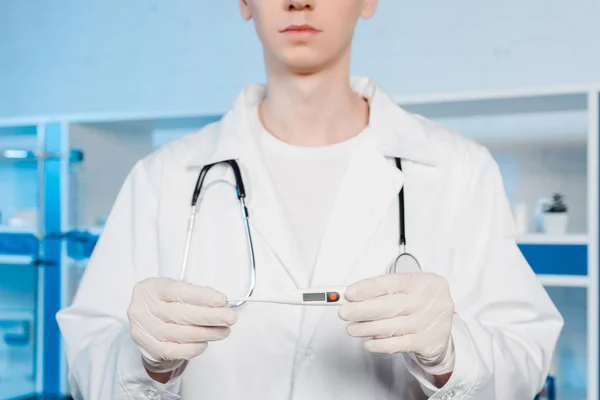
[513,202,528,235]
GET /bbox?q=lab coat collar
[185,77,442,168]
[349,77,441,166]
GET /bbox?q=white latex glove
[127,277,238,374]
[339,273,455,375]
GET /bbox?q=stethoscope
[180,158,421,308]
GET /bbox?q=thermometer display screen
[303,292,326,302]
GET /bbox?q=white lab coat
[57,77,563,400]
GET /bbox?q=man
[57,1,563,399]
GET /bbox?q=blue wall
[2,0,600,118]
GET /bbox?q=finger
[345,274,419,302]
[155,301,238,327]
[146,322,232,344]
[132,320,209,360]
[153,278,228,307]
[338,293,419,322]
[346,314,420,338]
[156,340,209,361]
[364,334,421,354]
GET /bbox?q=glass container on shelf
[0,128,86,396]
[64,149,94,307]
[65,149,98,260]
[0,128,40,399]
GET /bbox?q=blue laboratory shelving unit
[398,86,599,400]
[0,86,598,399]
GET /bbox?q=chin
[279,50,336,75]
[286,62,327,75]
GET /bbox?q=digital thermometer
[228,287,347,306]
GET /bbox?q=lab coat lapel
[298,139,403,343]
[311,139,403,288]
[298,78,447,346]
[242,152,309,289]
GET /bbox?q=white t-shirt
[250,107,369,281]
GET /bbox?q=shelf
[0,227,39,260]
[70,114,221,133]
[517,234,588,245]
[0,309,35,321]
[431,111,587,145]
[63,229,101,260]
[0,255,34,266]
[0,383,35,400]
[0,226,103,260]
[538,275,589,288]
[518,240,588,276]
[0,148,84,162]
[0,226,37,234]
[0,149,37,161]
[395,85,590,118]
[393,85,594,145]
[86,226,104,236]
[0,124,37,134]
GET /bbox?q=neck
[259,53,369,147]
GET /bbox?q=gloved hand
[339,273,455,375]
[127,277,238,374]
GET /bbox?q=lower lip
[282,29,320,39]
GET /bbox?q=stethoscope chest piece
[389,252,421,275]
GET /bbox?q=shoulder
[415,112,494,167]
[402,111,510,230]
[394,109,504,208]
[130,118,224,191]
[152,119,221,166]
[407,111,499,182]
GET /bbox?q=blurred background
[0,1,598,399]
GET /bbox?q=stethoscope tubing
[180,157,419,307]
[179,161,257,308]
